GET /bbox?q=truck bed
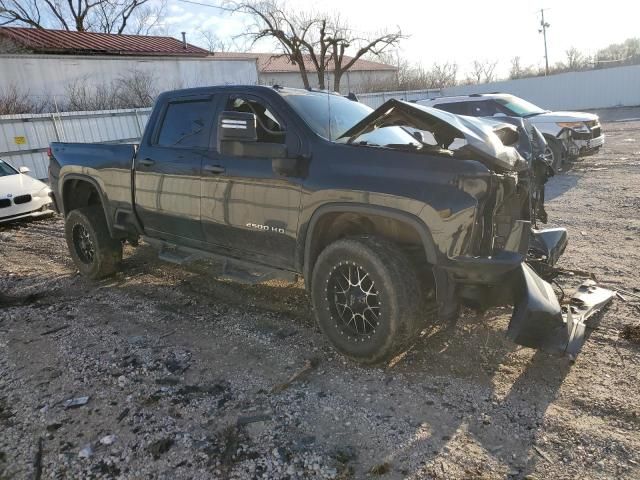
[49,142,137,229]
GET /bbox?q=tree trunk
[298,66,311,89]
[333,71,343,93]
[316,69,326,90]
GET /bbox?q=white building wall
[259,70,396,93]
[0,54,258,98]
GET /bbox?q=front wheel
[64,206,122,279]
[310,237,423,364]
[544,136,565,171]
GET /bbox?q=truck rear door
[134,95,217,243]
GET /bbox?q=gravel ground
[1,121,639,480]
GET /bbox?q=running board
[143,236,297,285]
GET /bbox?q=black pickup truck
[49,85,580,364]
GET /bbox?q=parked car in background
[0,159,54,223]
[417,93,605,169]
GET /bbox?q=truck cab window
[469,100,498,117]
[157,100,212,148]
[227,97,285,144]
[435,102,468,115]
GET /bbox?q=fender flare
[301,203,440,283]
[60,174,115,236]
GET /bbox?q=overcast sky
[164,0,640,77]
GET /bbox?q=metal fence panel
[357,89,442,109]
[440,64,640,111]
[358,65,640,112]
[0,108,151,180]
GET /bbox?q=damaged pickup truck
[48,86,610,364]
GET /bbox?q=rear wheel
[311,237,423,364]
[65,206,122,279]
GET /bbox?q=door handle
[203,164,225,174]
[139,158,155,167]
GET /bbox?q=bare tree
[427,62,458,89]
[564,47,586,71]
[115,69,157,107]
[233,0,404,91]
[467,59,498,84]
[325,19,404,92]
[232,1,314,88]
[0,84,51,114]
[196,28,235,53]
[509,56,523,79]
[0,0,159,34]
[65,69,157,111]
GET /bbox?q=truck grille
[14,194,32,204]
[0,199,10,208]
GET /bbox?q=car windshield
[281,91,419,147]
[494,96,547,117]
[0,159,18,177]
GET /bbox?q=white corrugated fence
[357,88,442,109]
[0,108,151,180]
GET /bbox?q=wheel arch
[300,203,440,289]
[61,174,114,237]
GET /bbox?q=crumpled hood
[338,99,528,172]
[528,111,599,123]
[0,172,50,197]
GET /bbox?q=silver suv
[418,93,604,168]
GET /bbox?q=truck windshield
[495,95,547,118]
[281,91,419,147]
[0,159,18,176]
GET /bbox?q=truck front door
[201,93,303,270]
[135,95,216,243]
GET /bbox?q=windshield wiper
[383,143,421,151]
[354,140,380,147]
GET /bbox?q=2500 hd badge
[246,222,286,234]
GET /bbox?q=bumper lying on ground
[448,223,614,357]
[508,267,615,356]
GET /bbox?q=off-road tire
[65,206,122,279]
[311,236,423,364]
[545,136,565,171]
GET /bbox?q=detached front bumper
[508,266,615,356]
[445,224,613,356]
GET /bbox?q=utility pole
[539,8,550,75]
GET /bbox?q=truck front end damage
[558,120,605,159]
[452,219,614,356]
[339,99,614,356]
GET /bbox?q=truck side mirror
[218,111,257,143]
[19,166,30,174]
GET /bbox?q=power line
[175,0,236,13]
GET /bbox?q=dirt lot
[1,121,639,480]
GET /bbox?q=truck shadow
[545,171,580,201]
[379,313,574,478]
